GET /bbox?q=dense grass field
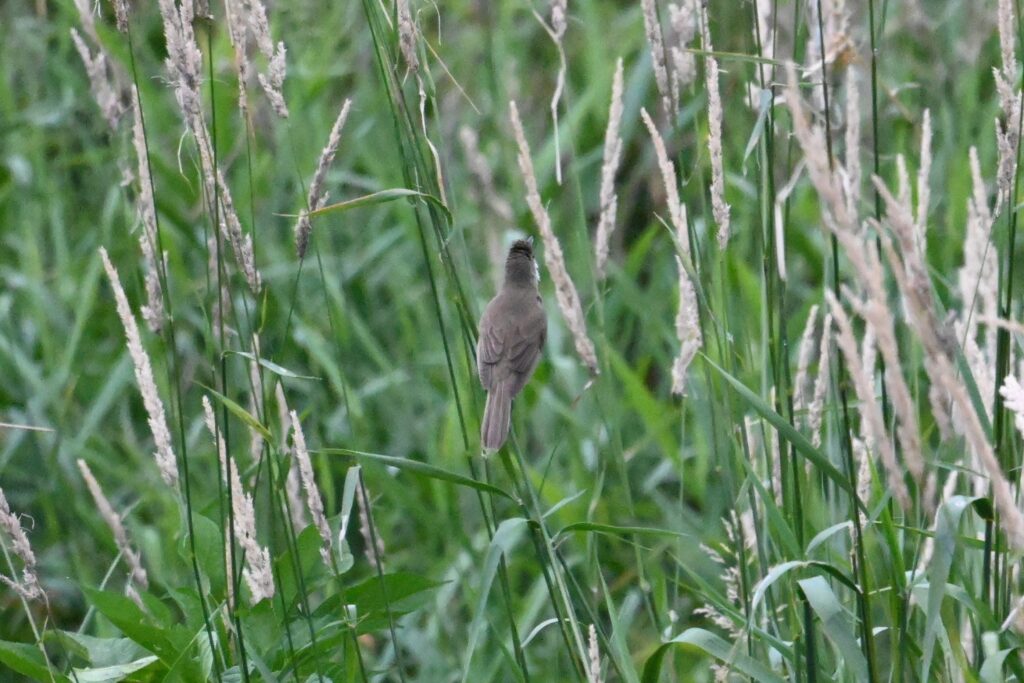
[3,0,1024,680]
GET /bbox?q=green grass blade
[705,357,863,507]
[305,188,451,223]
[319,448,515,500]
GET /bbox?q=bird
[477,238,547,452]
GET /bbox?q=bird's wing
[504,303,547,396]
[478,295,547,395]
[477,304,505,390]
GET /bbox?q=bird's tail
[481,382,512,452]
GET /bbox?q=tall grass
[1,0,1024,681]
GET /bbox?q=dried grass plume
[509,100,599,375]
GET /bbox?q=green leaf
[922,496,993,680]
[641,628,786,683]
[462,518,527,682]
[49,631,147,668]
[319,448,515,500]
[82,587,178,663]
[0,640,71,682]
[177,513,224,598]
[276,525,328,606]
[751,560,858,617]
[798,576,869,681]
[980,647,1017,683]
[306,188,452,224]
[72,655,159,682]
[705,358,863,508]
[346,571,444,616]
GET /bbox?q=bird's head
[505,237,539,286]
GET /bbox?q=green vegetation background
[0,0,1018,680]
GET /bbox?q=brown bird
[477,238,547,451]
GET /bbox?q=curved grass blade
[318,448,515,501]
[199,384,272,441]
[641,628,786,683]
[705,357,864,509]
[555,522,691,540]
[922,495,993,680]
[752,560,859,617]
[305,188,452,224]
[461,518,528,682]
[981,647,1018,683]
[806,521,853,556]
[798,576,869,681]
[685,47,785,67]
[224,351,320,381]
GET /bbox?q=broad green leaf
[344,571,444,621]
[72,655,159,682]
[641,628,786,683]
[320,448,515,500]
[751,560,807,614]
[177,513,224,598]
[50,631,147,668]
[980,647,1017,683]
[276,525,328,606]
[462,517,527,682]
[751,560,858,616]
[0,640,71,682]
[798,576,869,681]
[82,587,177,662]
[922,496,993,680]
[162,621,215,682]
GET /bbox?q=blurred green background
[0,0,1020,680]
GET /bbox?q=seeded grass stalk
[116,17,225,677]
[358,0,538,678]
[990,0,1024,637]
[551,41,665,677]
[201,17,255,679]
[228,26,343,681]
[747,0,808,670]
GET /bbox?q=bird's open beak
[526,236,534,246]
